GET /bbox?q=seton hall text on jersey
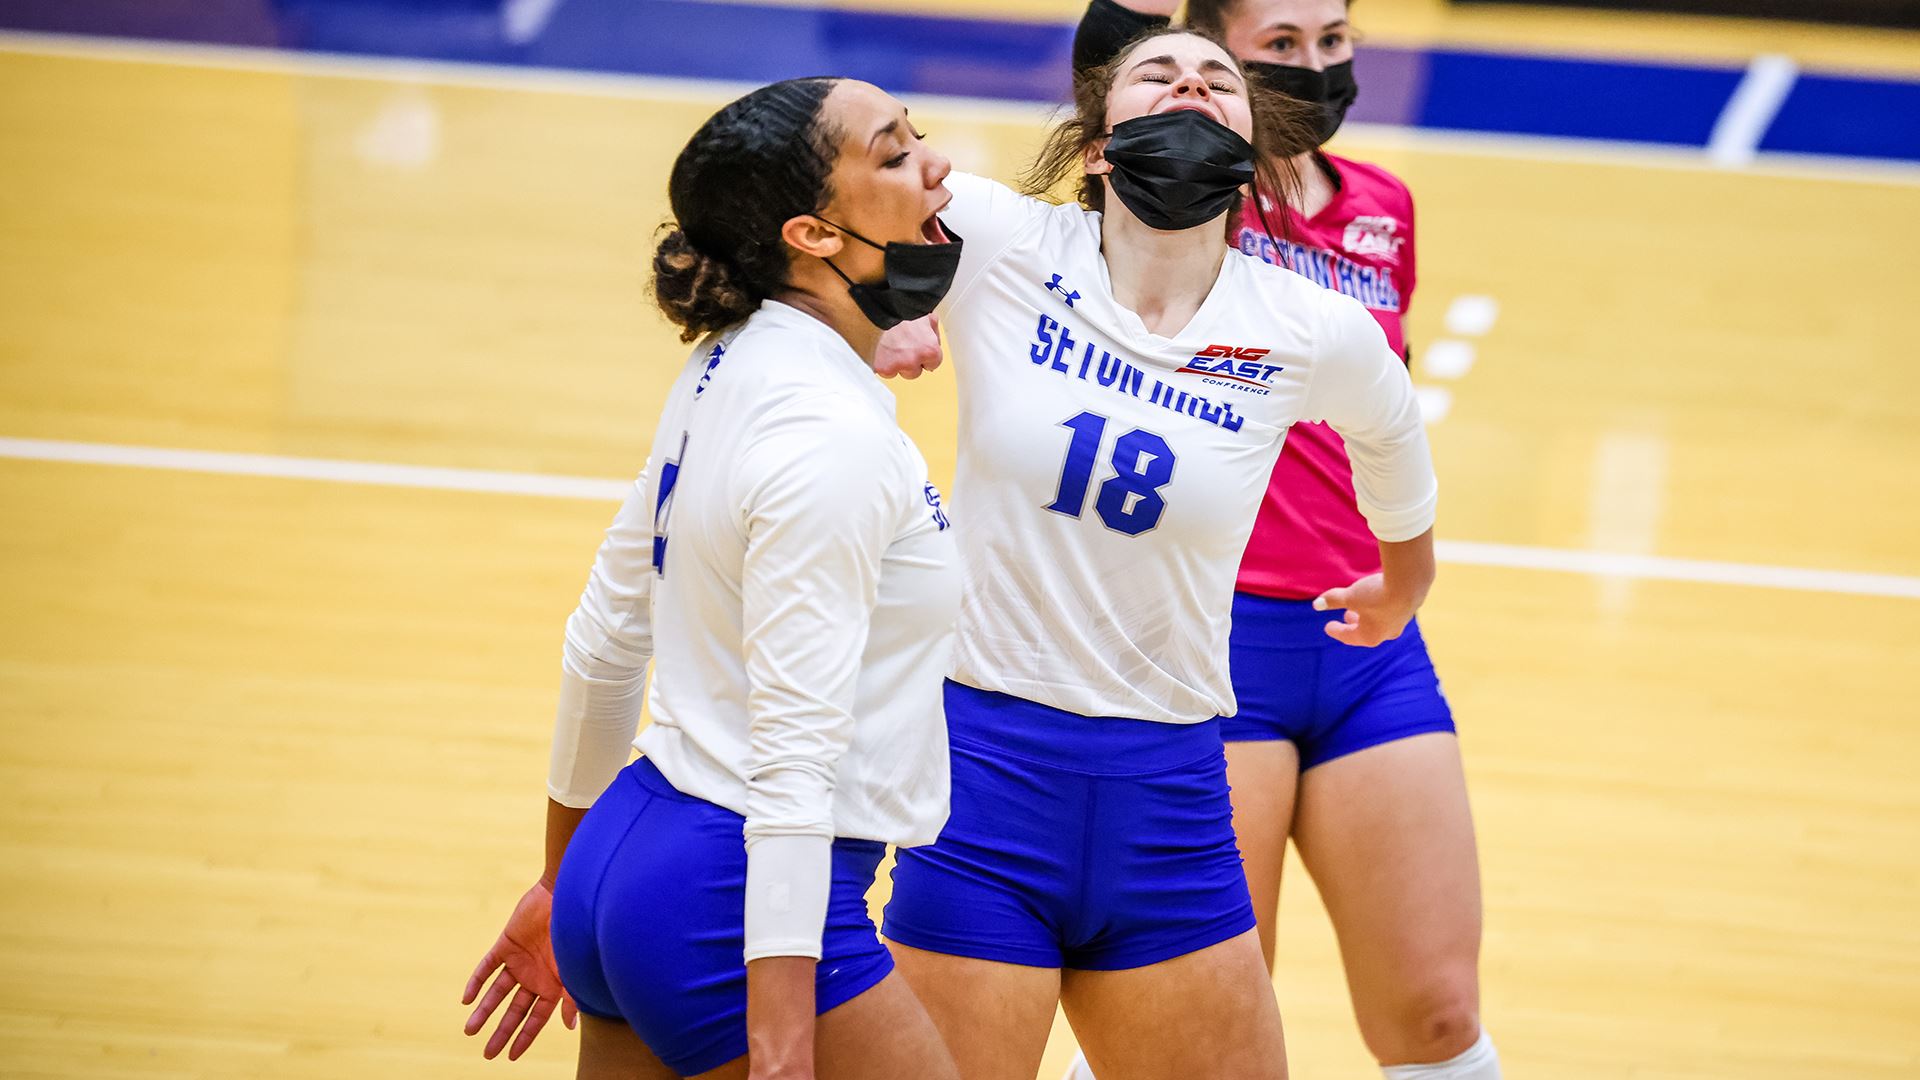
[1028,314,1250,434]
[1236,228,1402,312]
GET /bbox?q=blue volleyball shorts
[549,757,892,1076]
[882,681,1255,971]
[1223,592,1455,766]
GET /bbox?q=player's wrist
[1377,575,1429,612]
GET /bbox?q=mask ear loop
[1088,130,1114,199]
[820,256,859,288]
[811,214,886,252]
[809,213,884,289]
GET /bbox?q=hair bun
[651,227,760,343]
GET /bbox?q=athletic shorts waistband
[627,755,886,860]
[629,754,693,801]
[1230,591,1342,628]
[942,680,1224,776]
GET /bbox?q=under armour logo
[1044,274,1080,308]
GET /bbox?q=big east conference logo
[1176,344,1285,396]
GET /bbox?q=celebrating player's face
[811,80,955,282]
[1103,34,1256,146]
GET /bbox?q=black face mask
[1100,109,1257,232]
[1247,59,1359,147]
[818,217,964,330]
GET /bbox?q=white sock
[1061,1049,1098,1080]
[1381,1028,1501,1080]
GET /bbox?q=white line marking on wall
[1338,124,1920,189]
[5,31,1915,186]
[502,0,567,45]
[1707,53,1800,168]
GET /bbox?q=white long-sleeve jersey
[547,299,958,961]
[936,172,1438,724]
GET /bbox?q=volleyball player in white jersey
[460,78,966,1079]
[1058,6,1500,1080]
[875,30,1438,1080]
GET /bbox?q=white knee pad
[1381,1029,1501,1080]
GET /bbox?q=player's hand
[1314,573,1418,648]
[463,879,579,1060]
[872,314,944,380]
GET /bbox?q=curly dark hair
[651,77,845,343]
[1020,26,1317,235]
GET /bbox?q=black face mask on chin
[817,217,964,330]
[1100,109,1257,232]
[1246,59,1359,147]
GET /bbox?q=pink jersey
[1231,153,1418,600]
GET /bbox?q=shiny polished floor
[2,18,1919,1080]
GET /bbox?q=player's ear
[1082,133,1112,177]
[782,214,845,261]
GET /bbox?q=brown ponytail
[651,227,762,344]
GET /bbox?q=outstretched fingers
[462,947,502,1006]
[465,964,519,1038]
[486,986,539,1059]
[508,993,562,1060]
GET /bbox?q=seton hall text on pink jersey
[1233,153,1419,600]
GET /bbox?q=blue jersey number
[1044,411,1174,536]
[651,432,689,574]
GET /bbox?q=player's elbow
[561,612,651,684]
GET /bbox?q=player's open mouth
[921,198,952,243]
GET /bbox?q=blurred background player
[1062,3,1499,1080]
[874,29,1441,1080]
[462,77,966,1079]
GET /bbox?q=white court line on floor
[1414,385,1455,424]
[1443,296,1500,337]
[0,436,632,501]
[1420,341,1477,380]
[1708,53,1800,168]
[1437,541,1920,600]
[7,436,1919,601]
[5,29,1920,188]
